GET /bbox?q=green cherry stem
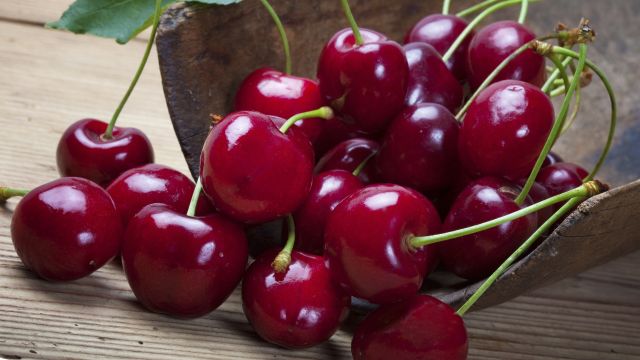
[456,0,502,17]
[409,180,601,248]
[549,86,566,97]
[186,177,203,217]
[352,151,377,177]
[542,54,571,95]
[442,0,452,15]
[341,0,363,45]
[260,0,292,75]
[272,215,296,273]
[0,187,29,202]
[279,106,334,134]
[103,0,163,139]
[561,85,582,136]
[517,0,529,23]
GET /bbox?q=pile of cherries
[2,0,611,359]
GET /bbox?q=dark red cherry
[437,177,537,280]
[122,204,248,318]
[376,103,459,193]
[200,111,314,223]
[324,184,440,304]
[458,80,554,180]
[56,118,154,187]
[106,164,213,226]
[404,14,473,81]
[518,180,553,226]
[234,68,325,144]
[293,170,363,254]
[317,28,409,134]
[403,43,463,112]
[542,151,564,167]
[536,162,588,210]
[242,249,350,349]
[315,138,380,184]
[352,295,468,360]
[467,20,545,89]
[11,177,122,281]
[313,116,369,157]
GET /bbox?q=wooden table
[1,1,639,359]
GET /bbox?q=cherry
[352,295,468,360]
[315,138,380,184]
[10,177,123,281]
[376,103,459,193]
[518,180,553,226]
[467,20,545,89]
[106,164,213,226]
[324,184,440,304]
[543,151,564,167]
[404,14,473,81]
[458,80,554,180]
[437,177,537,280]
[293,169,363,254]
[200,111,315,223]
[536,162,588,211]
[242,249,350,348]
[122,203,248,318]
[56,119,154,187]
[317,28,409,134]
[313,115,369,157]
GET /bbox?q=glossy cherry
[313,115,369,157]
[437,177,537,280]
[537,162,588,210]
[56,118,154,187]
[519,180,553,226]
[458,80,554,180]
[242,249,350,349]
[11,177,122,281]
[403,43,463,112]
[467,20,545,89]
[315,138,380,184]
[404,14,473,81]
[200,111,314,223]
[122,204,248,318]
[317,28,409,134]
[293,169,363,254]
[543,151,564,167]
[352,295,468,360]
[324,184,440,304]
[376,103,459,193]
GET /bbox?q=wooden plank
[0,0,70,25]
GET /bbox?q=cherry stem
[456,196,584,316]
[549,86,566,97]
[352,152,377,177]
[272,215,295,273]
[442,0,452,15]
[456,0,502,17]
[103,0,163,139]
[186,177,203,217]
[0,187,29,202]
[517,0,529,23]
[514,43,588,205]
[279,106,334,134]
[341,0,363,45]
[561,85,582,136]
[542,55,571,94]
[409,180,602,248]
[260,0,292,75]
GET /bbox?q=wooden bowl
[156,0,640,310]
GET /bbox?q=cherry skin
[293,169,363,254]
[324,184,440,304]
[11,177,123,281]
[404,14,473,81]
[352,295,468,360]
[315,138,380,184]
[200,111,314,223]
[437,177,537,280]
[518,180,553,226]
[467,20,545,89]
[376,103,460,193]
[106,164,213,226]
[403,43,463,112]
[122,204,248,318]
[242,249,351,349]
[313,115,369,157]
[317,28,409,134]
[57,118,154,187]
[234,68,325,144]
[536,162,588,211]
[458,80,554,180]
[543,151,564,167]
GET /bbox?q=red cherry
[122,204,248,318]
[467,20,545,89]
[313,116,369,157]
[317,28,409,134]
[293,170,363,254]
[437,177,537,280]
[106,164,213,226]
[376,103,460,193]
[458,80,554,180]
[542,151,564,167]
[537,162,588,209]
[56,119,154,187]
[404,14,473,81]
[11,177,122,281]
[242,249,350,349]
[352,295,468,360]
[200,111,314,223]
[324,184,440,304]
[234,68,326,144]
[518,180,553,226]
[315,138,380,184]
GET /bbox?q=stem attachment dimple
[186,177,203,217]
[0,187,29,202]
[260,0,292,75]
[272,215,296,273]
[279,106,334,134]
[340,0,363,45]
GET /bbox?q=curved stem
[103,0,163,139]
[549,86,565,97]
[279,106,333,134]
[456,0,501,17]
[456,196,583,316]
[341,0,363,45]
[353,152,376,177]
[517,0,529,23]
[542,54,571,94]
[0,187,29,202]
[560,85,582,136]
[186,177,203,217]
[272,215,296,273]
[442,0,452,15]
[260,0,291,75]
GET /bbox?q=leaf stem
[260,0,291,75]
[279,106,333,134]
[456,0,501,17]
[341,0,363,45]
[186,177,203,217]
[442,0,452,15]
[272,215,295,273]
